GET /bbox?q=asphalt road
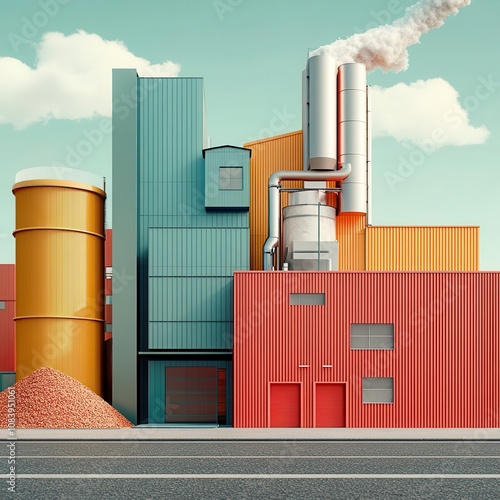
[2,440,500,499]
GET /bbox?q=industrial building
[1,54,499,427]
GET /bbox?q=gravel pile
[0,367,133,428]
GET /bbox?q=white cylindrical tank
[338,63,367,214]
[283,190,336,254]
[307,55,337,170]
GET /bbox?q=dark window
[350,323,394,349]
[165,366,226,424]
[219,167,243,190]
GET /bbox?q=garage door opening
[269,383,301,428]
[315,383,346,427]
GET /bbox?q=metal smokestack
[304,55,337,170]
[337,63,367,214]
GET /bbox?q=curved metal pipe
[263,163,351,270]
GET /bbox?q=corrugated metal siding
[0,265,16,371]
[105,229,112,267]
[245,132,303,270]
[0,301,15,371]
[147,359,232,424]
[234,271,500,428]
[138,77,205,353]
[148,227,246,349]
[0,264,15,300]
[337,215,366,270]
[366,226,479,271]
[149,228,249,277]
[148,277,232,349]
[105,230,112,341]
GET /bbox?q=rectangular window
[289,293,325,305]
[105,295,112,305]
[362,377,394,403]
[351,323,394,349]
[105,323,113,332]
[219,166,243,190]
[105,266,113,279]
[0,301,5,310]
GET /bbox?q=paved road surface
[2,440,500,499]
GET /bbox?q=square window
[219,167,243,190]
[350,323,394,350]
[362,377,393,403]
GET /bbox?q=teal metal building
[112,69,250,424]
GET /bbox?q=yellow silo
[13,167,106,396]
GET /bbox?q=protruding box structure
[12,167,106,396]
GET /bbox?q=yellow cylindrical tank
[13,167,106,396]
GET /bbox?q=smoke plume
[310,0,471,71]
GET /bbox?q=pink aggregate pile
[0,367,133,428]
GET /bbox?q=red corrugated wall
[233,271,500,428]
[0,264,16,371]
[104,229,112,402]
[104,229,112,341]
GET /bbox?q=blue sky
[0,0,499,268]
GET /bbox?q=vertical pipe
[366,85,372,225]
[302,69,309,171]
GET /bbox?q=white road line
[1,455,500,459]
[20,440,500,444]
[1,473,500,479]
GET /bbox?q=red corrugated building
[0,264,15,372]
[234,272,500,428]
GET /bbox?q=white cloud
[371,78,489,148]
[0,30,181,128]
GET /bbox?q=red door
[270,383,301,427]
[315,383,345,427]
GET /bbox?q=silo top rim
[14,167,105,191]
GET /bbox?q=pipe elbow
[268,172,281,188]
[263,236,279,254]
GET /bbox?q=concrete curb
[2,428,500,441]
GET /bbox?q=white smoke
[310,0,471,71]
